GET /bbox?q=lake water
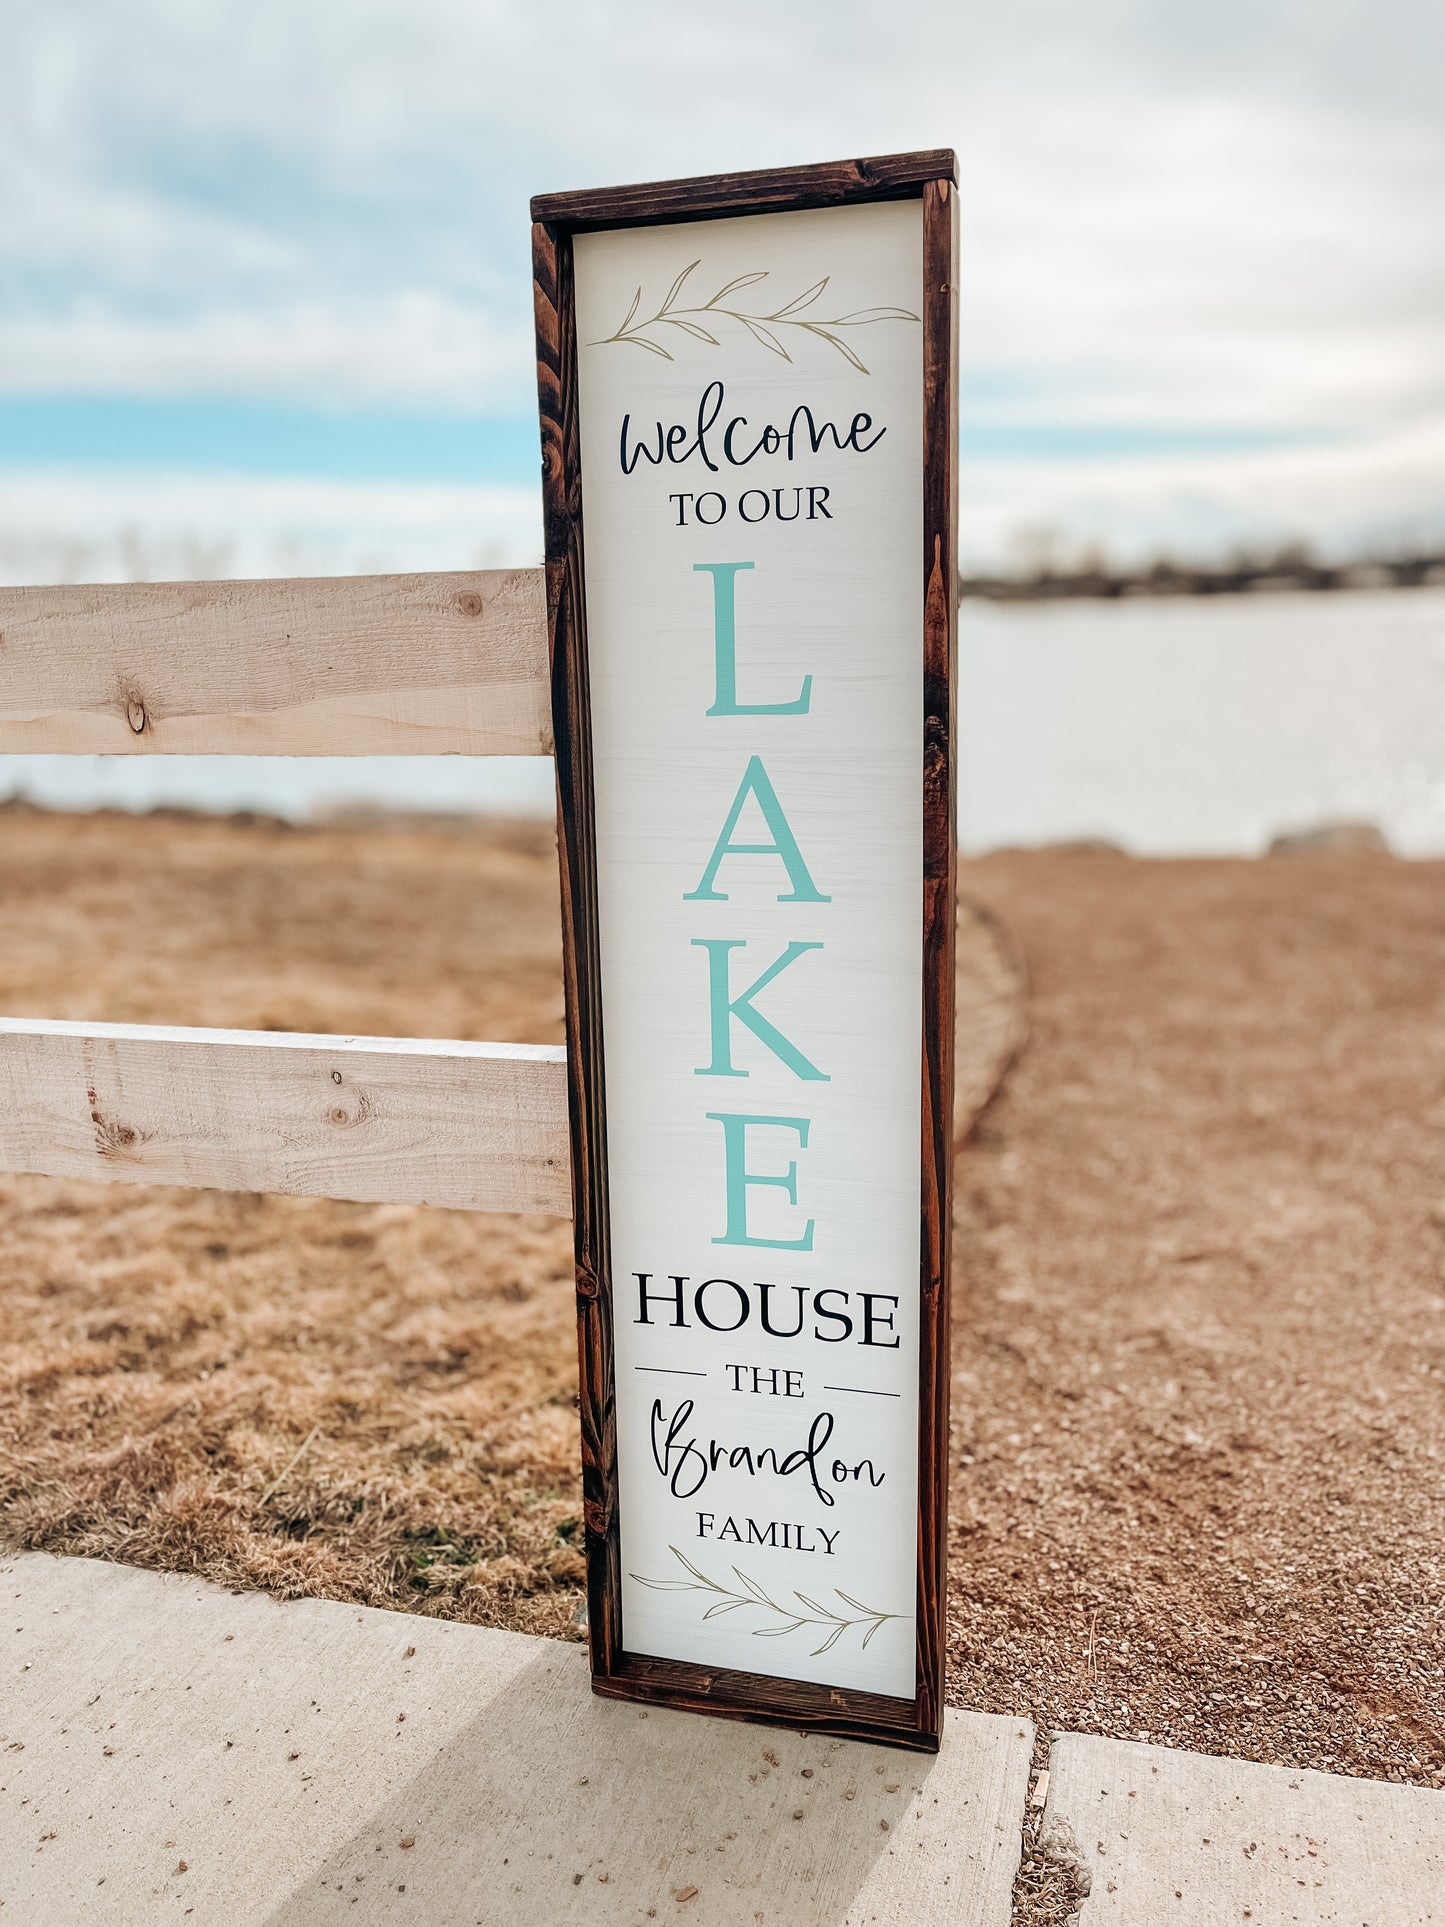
[957,588,1445,856]
[4,589,1443,856]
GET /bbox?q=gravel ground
[949,848,1445,1803]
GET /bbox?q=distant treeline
[962,540,1445,602]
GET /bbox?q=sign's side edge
[530,148,959,231]
[916,175,961,1747]
[533,216,623,1676]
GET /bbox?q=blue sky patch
[0,396,543,486]
[0,394,1324,485]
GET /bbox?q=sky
[2,0,1444,581]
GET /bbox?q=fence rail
[0,569,981,1221]
[0,570,551,757]
[0,1019,571,1216]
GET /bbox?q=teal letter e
[706,1111,816,1251]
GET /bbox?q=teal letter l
[694,562,811,716]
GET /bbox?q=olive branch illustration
[630,1545,904,1657]
[591,262,920,374]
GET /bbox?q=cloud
[2,0,1442,557]
[0,468,542,585]
[0,297,527,408]
[958,409,1445,568]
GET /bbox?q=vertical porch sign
[533,152,958,1751]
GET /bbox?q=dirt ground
[1,807,1441,1804]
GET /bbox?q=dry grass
[0,1178,583,1634]
[0,806,584,1636]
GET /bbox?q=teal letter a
[684,756,830,904]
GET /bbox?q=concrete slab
[0,1551,1033,1925]
[1043,1731,1445,1925]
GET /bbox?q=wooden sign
[533,151,957,1752]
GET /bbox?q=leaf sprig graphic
[631,1545,903,1657]
[592,262,919,374]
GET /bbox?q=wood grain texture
[534,215,625,1679]
[593,1652,930,1753]
[531,149,959,229]
[916,172,961,1749]
[0,1019,570,1216]
[535,153,958,1751]
[0,570,550,757]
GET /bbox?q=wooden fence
[0,566,978,1220]
[0,569,571,1217]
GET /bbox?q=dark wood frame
[533,150,958,1753]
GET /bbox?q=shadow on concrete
[261,1643,931,1925]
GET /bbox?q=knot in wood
[92,1111,145,1158]
[126,698,148,734]
[582,1499,610,1536]
[325,1088,372,1130]
[455,591,485,619]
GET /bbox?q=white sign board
[534,152,956,1750]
